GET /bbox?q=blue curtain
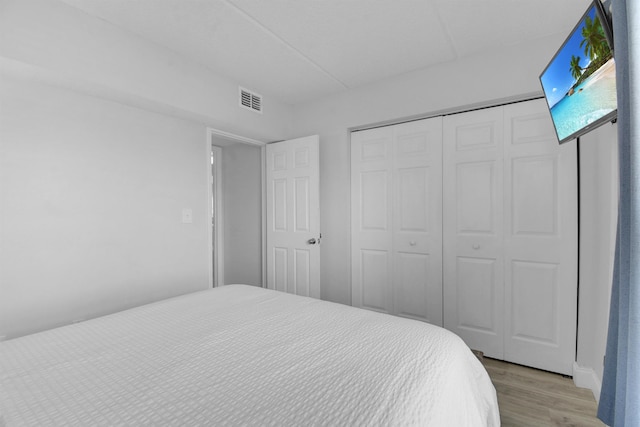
[597,0,640,425]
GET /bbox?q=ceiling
[58,0,591,106]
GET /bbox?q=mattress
[0,285,500,426]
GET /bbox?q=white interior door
[443,107,505,358]
[351,117,443,325]
[502,99,578,375]
[266,135,320,298]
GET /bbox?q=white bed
[0,285,500,426]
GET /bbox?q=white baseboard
[573,362,602,402]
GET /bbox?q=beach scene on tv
[540,5,617,142]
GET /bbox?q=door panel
[503,99,577,375]
[511,156,558,235]
[456,161,498,234]
[454,120,500,151]
[272,179,287,231]
[266,135,320,298]
[510,260,559,344]
[361,170,389,230]
[273,247,287,292]
[444,107,505,358]
[293,249,311,296]
[352,126,394,314]
[395,252,431,319]
[360,249,391,312]
[456,256,498,333]
[397,167,428,231]
[294,177,310,231]
[392,119,443,325]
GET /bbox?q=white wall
[221,143,263,286]
[0,75,211,338]
[0,0,291,338]
[575,123,618,399]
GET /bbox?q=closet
[351,117,444,325]
[350,99,578,375]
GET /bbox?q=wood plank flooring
[482,357,605,427]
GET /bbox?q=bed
[0,285,500,426]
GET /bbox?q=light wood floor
[482,357,605,427]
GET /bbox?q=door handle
[307,234,322,245]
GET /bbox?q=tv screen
[539,0,617,144]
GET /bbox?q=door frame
[206,128,265,288]
[210,145,223,288]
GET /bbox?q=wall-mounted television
[539,0,617,144]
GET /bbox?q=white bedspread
[0,285,500,426]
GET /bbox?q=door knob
[307,238,318,245]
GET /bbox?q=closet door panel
[393,118,443,325]
[503,99,577,375]
[360,170,389,230]
[511,156,558,235]
[510,260,559,344]
[360,249,391,312]
[456,256,499,334]
[456,161,498,234]
[397,167,429,232]
[443,106,505,358]
[395,252,431,319]
[351,127,394,314]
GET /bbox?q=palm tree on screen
[569,55,583,81]
[580,15,606,60]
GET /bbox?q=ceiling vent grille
[239,87,263,113]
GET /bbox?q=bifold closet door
[442,107,506,358]
[351,125,394,314]
[502,100,577,375]
[443,99,578,375]
[351,117,443,326]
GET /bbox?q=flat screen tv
[539,0,617,144]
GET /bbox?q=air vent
[239,87,263,113]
